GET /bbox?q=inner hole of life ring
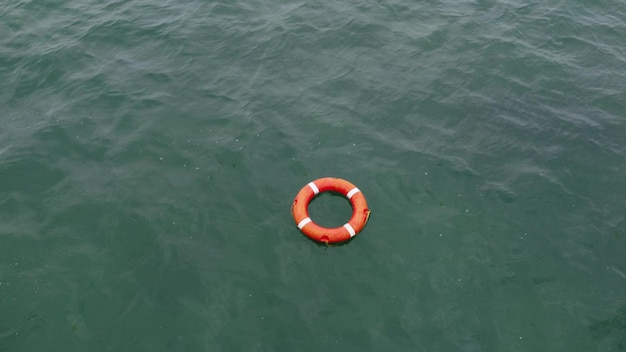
[307,192,353,228]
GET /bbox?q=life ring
[291,177,370,244]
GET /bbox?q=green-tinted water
[1,0,625,350]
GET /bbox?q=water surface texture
[1,0,625,350]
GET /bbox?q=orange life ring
[291,177,370,244]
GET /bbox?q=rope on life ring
[291,177,370,244]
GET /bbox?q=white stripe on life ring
[346,187,360,199]
[307,182,319,195]
[298,217,312,230]
[343,223,356,237]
